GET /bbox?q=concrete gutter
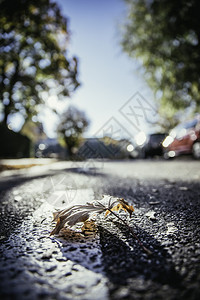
[0,158,58,172]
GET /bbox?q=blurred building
[0,123,31,158]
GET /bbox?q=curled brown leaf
[105,198,134,217]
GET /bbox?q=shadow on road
[0,167,106,191]
[98,223,181,286]
[52,218,182,299]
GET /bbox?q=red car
[162,115,200,159]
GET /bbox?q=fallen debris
[50,196,152,256]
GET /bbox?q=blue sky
[41,0,157,141]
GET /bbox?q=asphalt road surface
[0,159,200,300]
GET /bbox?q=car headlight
[162,136,174,148]
[135,132,147,146]
[127,144,134,152]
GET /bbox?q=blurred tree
[121,0,200,127]
[0,0,79,126]
[21,120,47,143]
[57,106,90,159]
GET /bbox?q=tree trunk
[2,105,9,126]
[67,146,73,160]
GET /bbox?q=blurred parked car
[35,138,65,158]
[142,133,167,158]
[162,115,200,159]
[128,132,167,158]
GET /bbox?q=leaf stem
[106,207,153,256]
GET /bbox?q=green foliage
[121,0,200,126]
[57,106,90,158]
[0,0,79,125]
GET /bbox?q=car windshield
[170,119,198,138]
[149,134,165,143]
[184,119,198,129]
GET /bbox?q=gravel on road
[0,160,200,300]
